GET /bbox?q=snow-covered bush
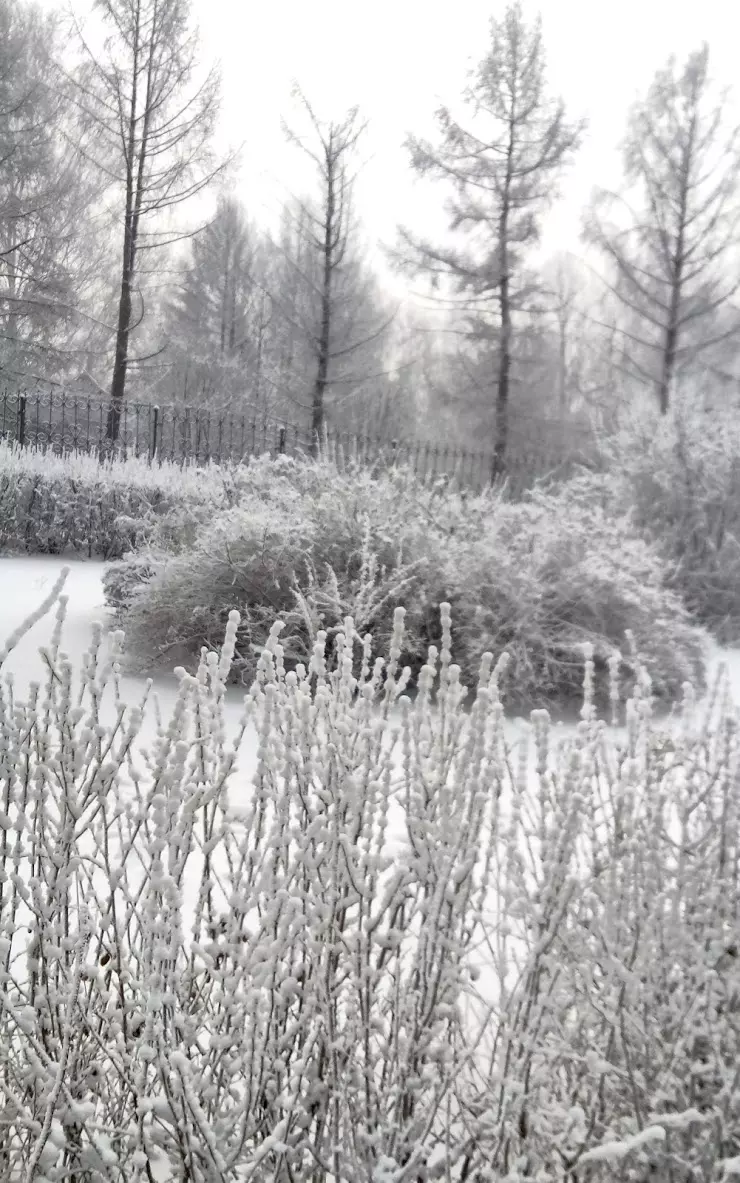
[104,456,470,678]
[0,442,242,559]
[439,471,707,711]
[475,657,740,1183]
[110,457,706,712]
[0,570,504,1180]
[0,573,737,1181]
[603,404,740,643]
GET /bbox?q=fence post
[17,393,26,448]
[150,404,159,462]
[278,426,286,455]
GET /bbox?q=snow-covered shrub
[100,453,457,614]
[105,456,469,683]
[0,570,507,1180]
[102,551,161,613]
[439,470,707,712]
[0,442,241,559]
[603,404,740,643]
[1,573,737,1181]
[474,655,740,1183]
[111,457,705,713]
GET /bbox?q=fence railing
[0,390,597,495]
[0,391,296,467]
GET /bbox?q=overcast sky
[192,0,739,297]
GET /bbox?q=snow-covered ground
[2,554,740,743]
[0,554,570,810]
[0,555,254,747]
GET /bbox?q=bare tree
[281,87,396,452]
[585,44,740,414]
[393,2,582,481]
[70,0,224,443]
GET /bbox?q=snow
[579,1125,666,1165]
[3,555,740,757]
[5,555,735,950]
[0,557,527,762]
[0,554,254,747]
[706,637,740,704]
[1,555,737,936]
[0,558,261,939]
[646,1109,705,1131]
[0,556,107,688]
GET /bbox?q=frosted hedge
[0,443,241,559]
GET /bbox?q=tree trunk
[105,263,132,446]
[312,310,330,456]
[312,166,334,458]
[492,266,512,483]
[558,313,568,410]
[492,116,515,485]
[220,247,230,355]
[659,189,688,415]
[254,300,263,408]
[105,14,141,449]
[658,317,678,415]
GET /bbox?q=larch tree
[159,195,273,414]
[262,200,316,420]
[537,252,625,419]
[70,0,223,443]
[0,0,102,389]
[541,252,585,412]
[585,44,740,415]
[394,2,583,481]
[280,87,396,452]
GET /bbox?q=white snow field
[0,554,251,732]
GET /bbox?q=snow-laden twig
[578,1124,666,1164]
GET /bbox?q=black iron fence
[1,391,296,467]
[0,390,597,495]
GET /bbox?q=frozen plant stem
[0,584,734,1182]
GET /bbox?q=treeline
[1,0,740,476]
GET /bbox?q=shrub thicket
[604,404,740,643]
[439,471,707,711]
[0,442,242,559]
[107,455,706,712]
[0,443,710,711]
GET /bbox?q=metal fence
[0,389,596,495]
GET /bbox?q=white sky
[194,0,740,296]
